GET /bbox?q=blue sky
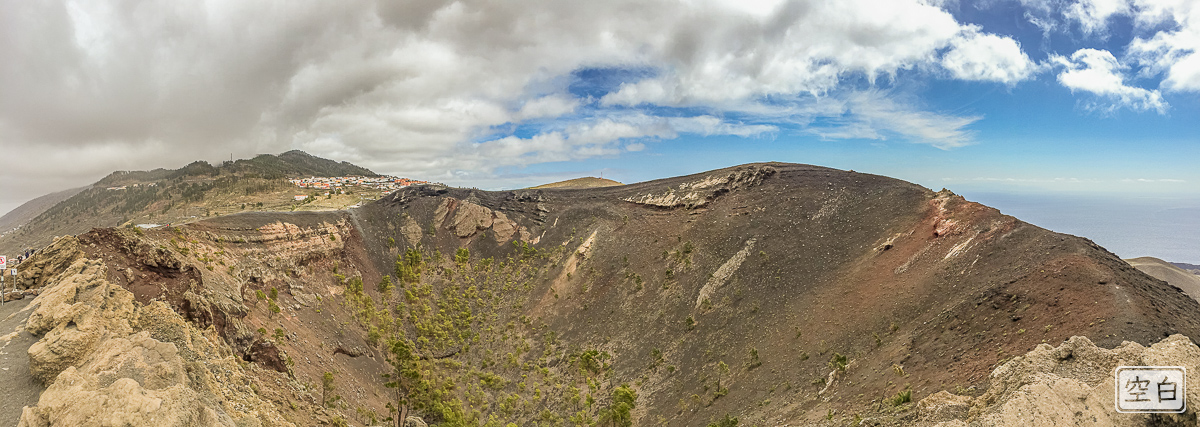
[0,0,1197,260]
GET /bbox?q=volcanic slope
[11,162,1200,426]
[0,186,85,238]
[0,151,383,255]
[349,162,1200,425]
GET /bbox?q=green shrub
[707,414,739,427]
[829,353,849,372]
[888,389,912,407]
[455,247,470,266]
[378,276,394,293]
[746,348,761,370]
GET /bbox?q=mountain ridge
[95,150,378,187]
[0,151,384,256]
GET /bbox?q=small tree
[322,371,336,407]
[607,385,637,427]
[715,361,730,398]
[383,336,422,427]
[455,247,470,266]
[395,248,423,284]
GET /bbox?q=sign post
[0,263,12,306]
[0,256,6,305]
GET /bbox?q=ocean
[961,192,1200,265]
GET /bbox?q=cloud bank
[0,0,1044,199]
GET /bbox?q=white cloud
[1123,178,1187,183]
[1016,0,1200,94]
[1025,11,1061,37]
[806,91,981,149]
[1127,0,1200,92]
[942,28,1039,84]
[1051,48,1168,112]
[517,96,581,120]
[602,0,971,108]
[1064,0,1132,35]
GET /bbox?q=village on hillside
[289,175,429,192]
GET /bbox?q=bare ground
[0,298,44,425]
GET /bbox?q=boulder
[925,334,1200,426]
[917,390,970,423]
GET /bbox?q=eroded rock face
[433,197,533,244]
[13,235,85,290]
[17,236,293,427]
[916,391,970,423]
[247,339,288,373]
[450,200,494,238]
[621,165,776,208]
[917,334,1200,426]
[19,369,232,427]
[26,257,136,384]
[400,215,424,246]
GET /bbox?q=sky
[0,0,1198,261]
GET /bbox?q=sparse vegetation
[887,389,912,407]
[829,353,849,372]
[746,348,761,370]
[708,414,739,427]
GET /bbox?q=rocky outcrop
[621,165,775,208]
[13,236,85,290]
[916,334,1200,426]
[433,197,534,244]
[17,236,292,427]
[916,391,970,424]
[25,256,137,384]
[399,215,424,246]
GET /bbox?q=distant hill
[0,186,86,237]
[0,151,387,255]
[530,176,623,189]
[1171,261,1200,275]
[1127,257,1200,302]
[97,150,376,187]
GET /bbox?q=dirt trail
[0,298,44,425]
